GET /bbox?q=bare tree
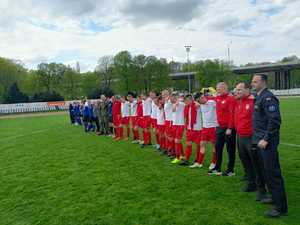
[95,56,114,90]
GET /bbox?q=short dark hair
[238,82,251,89]
[193,92,202,100]
[254,74,268,83]
[127,91,136,98]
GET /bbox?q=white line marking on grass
[0,129,48,142]
[281,142,300,148]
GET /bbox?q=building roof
[232,61,300,74]
[170,72,197,80]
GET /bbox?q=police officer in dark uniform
[68,103,75,124]
[251,74,288,218]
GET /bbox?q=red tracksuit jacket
[215,93,235,129]
[112,100,121,116]
[137,101,143,117]
[234,95,254,137]
[184,101,197,130]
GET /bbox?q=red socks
[119,127,123,139]
[197,152,205,164]
[114,127,122,139]
[195,145,204,164]
[185,145,192,161]
[160,136,165,149]
[196,145,201,161]
[143,130,151,145]
[143,130,147,144]
[147,131,151,144]
[165,138,169,151]
[133,129,139,140]
[180,144,185,157]
[127,127,130,138]
[155,132,160,145]
[175,143,183,159]
[170,140,175,156]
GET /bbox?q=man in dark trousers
[99,95,110,135]
[209,82,236,176]
[68,103,75,124]
[93,101,101,135]
[252,74,288,218]
[234,82,269,203]
[234,82,257,190]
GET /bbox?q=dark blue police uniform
[69,103,75,124]
[252,88,288,214]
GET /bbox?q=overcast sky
[0,0,299,72]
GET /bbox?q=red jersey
[215,93,235,128]
[184,101,197,130]
[234,95,254,137]
[137,101,143,117]
[112,100,121,116]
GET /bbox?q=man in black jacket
[251,74,288,218]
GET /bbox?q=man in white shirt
[127,92,139,143]
[121,96,130,140]
[141,93,152,148]
[156,95,166,152]
[190,94,218,170]
[150,91,159,149]
[170,92,186,164]
[162,89,175,157]
[180,94,202,166]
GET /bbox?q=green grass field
[0,99,299,225]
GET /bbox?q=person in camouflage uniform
[92,100,101,135]
[99,95,110,135]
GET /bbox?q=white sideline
[281,142,300,148]
[1,130,299,148]
[0,129,48,142]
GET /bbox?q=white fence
[270,88,300,96]
[0,99,101,115]
[0,101,71,115]
[0,89,299,115]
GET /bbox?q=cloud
[119,0,206,26]
[38,0,97,17]
[0,0,300,72]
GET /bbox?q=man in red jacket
[209,82,236,176]
[235,83,258,190]
[235,82,269,203]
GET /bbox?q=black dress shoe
[264,209,288,218]
[179,160,189,166]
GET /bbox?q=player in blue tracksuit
[82,101,90,132]
[107,97,114,135]
[88,103,95,132]
[74,102,82,125]
[69,103,75,124]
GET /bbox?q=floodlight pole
[185,45,192,93]
[227,41,232,67]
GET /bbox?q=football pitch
[0,99,299,225]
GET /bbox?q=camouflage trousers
[99,115,109,134]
